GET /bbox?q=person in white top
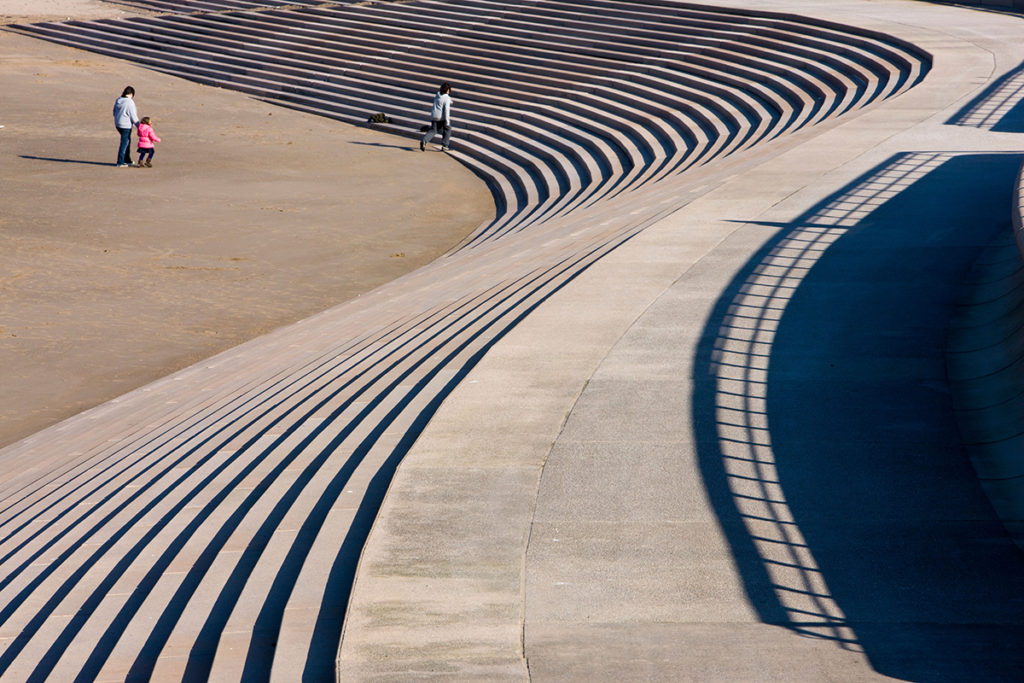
[113,86,140,167]
[420,82,452,152]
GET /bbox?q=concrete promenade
[1,1,1024,681]
[339,1,1024,680]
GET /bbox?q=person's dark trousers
[116,127,133,165]
[137,148,154,165]
[420,119,452,148]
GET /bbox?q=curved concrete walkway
[339,1,1024,680]
[0,2,928,680]
[1,1,1023,681]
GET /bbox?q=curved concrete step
[12,0,925,233]
[111,0,343,10]
[1,1,931,678]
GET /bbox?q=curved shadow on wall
[694,151,1024,681]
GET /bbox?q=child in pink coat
[136,116,161,168]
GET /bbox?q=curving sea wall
[948,159,1024,548]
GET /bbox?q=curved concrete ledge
[949,160,1024,547]
[339,2,1024,680]
[1016,158,1024,253]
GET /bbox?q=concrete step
[1,1,931,677]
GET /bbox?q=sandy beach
[0,0,151,25]
[0,14,494,447]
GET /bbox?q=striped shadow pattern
[12,0,930,245]
[1,1,929,680]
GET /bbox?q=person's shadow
[347,141,415,151]
[20,155,112,166]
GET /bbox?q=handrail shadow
[945,59,1024,132]
[693,151,1024,680]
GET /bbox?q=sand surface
[0,26,495,448]
[0,0,151,24]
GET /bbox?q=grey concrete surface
[2,0,1024,681]
[2,2,931,679]
[341,1,1024,681]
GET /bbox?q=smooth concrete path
[339,1,1024,680]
